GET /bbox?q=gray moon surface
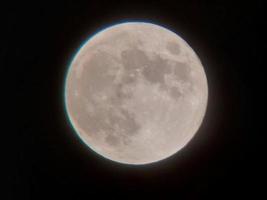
[64,22,208,165]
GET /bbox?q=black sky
[4,0,265,199]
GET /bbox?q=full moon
[64,22,208,165]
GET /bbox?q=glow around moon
[64,22,208,165]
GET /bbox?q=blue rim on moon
[64,22,208,165]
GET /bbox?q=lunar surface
[64,22,208,165]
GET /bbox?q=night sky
[5,0,264,199]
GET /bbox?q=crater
[173,61,191,82]
[142,55,172,85]
[79,100,141,141]
[121,48,148,72]
[169,87,182,99]
[105,135,119,146]
[108,108,141,136]
[79,52,115,94]
[120,47,175,89]
[166,41,181,55]
[114,83,132,100]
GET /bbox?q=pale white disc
[64,22,208,165]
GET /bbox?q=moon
[64,22,208,165]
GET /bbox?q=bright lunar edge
[64,22,208,165]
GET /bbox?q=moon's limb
[65,22,208,165]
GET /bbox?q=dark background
[4,0,264,199]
